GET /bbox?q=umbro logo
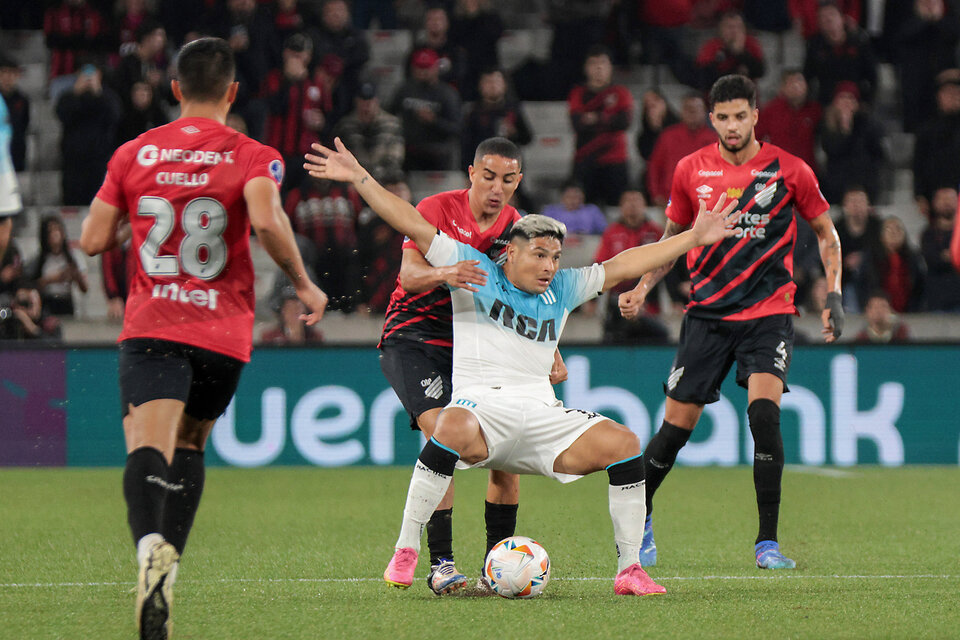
[421,376,443,399]
[666,366,684,391]
[181,125,201,134]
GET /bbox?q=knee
[606,424,642,462]
[748,399,782,457]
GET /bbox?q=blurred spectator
[116,0,156,58]
[0,221,22,298]
[449,0,504,101]
[110,20,169,110]
[756,69,822,172]
[833,186,883,311]
[802,273,829,316]
[0,54,29,172]
[284,177,362,312]
[636,90,679,163]
[855,290,911,343]
[43,0,110,82]
[862,216,926,312]
[0,283,62,342]
[28,215,88,316]
[204,0,278,137]
[262,33,329,194]
[333,81,405,178]
[100,237,133,322]
[541,180,608,234]
[273,0,317,46]
[460,69,532,174]
[803,1,878,105]
[548,0,611,98]
[892,0,960,131]
[157,0,206,49]
[260,283,324,344]
[408,5,466,90]
[921,187,960,311]
[791,0,861,40]
[390,48,462,171]
[313,0,370,98]
[695,11,766,91]
[593,189,670,344]
[817,82,885,204]
[55,64,122,206]
[568,46,634,207]
[742,0,793,33]
[115,81,168,145]
[356,172,406,314]
[646,93,714,207]
[913,69,960,215]
[636,0,697,86]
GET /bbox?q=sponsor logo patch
[269,159,284,185]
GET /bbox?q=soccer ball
[483,536,551,599]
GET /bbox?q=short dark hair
[585,44,612,61]
[709,74,757,110]
[473,137,522,170]
[176,37,235,103]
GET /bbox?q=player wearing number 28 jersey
[98,117,279,361]
[81,38,327,640]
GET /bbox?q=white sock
[136,533,165,566]
[609,480,647,573]
[395,461,454,551]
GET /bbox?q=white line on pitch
[2,574,957,589]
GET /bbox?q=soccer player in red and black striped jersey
[378,137,567,594]
[619,74,844,570]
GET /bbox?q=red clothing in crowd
[639,0,694,27]
[594,219,665,312]
[43,1,109,78]
[756,96,822,172]
[645,123,716,203]
[262,70,331,158]
[568,83,634,166]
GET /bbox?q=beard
[719,129,754,153]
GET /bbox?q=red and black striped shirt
[667,142,829,320]
[379,189,520,347]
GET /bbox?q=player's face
[507,236,562,294]
[710,99,758,154]
[468,154,522,216]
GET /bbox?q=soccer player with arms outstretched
[378,137,566,595]
[80,38,327,639]
[619,74,844,570]
[305,137,739,596]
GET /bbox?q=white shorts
[0,169,22,215]
[448,385,608,483]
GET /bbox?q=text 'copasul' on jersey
[379,188,520,348]
[667,142,829,321]
[96,117,284,362]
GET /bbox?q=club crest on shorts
[666,366,685,391]
[421,376,443,399]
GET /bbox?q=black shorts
[118,338,245,420]
[665,314,794,405]
[379,340,452,430]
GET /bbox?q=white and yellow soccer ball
[483,536,551,599]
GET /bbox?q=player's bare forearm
[245,178,313,291]
[305,139,436,253]
[80,198,124,256]
[629,220,687,295]
[399,248,448,293]
[810,213,842,293]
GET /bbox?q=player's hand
[305,138,364,184]
[618,289,647,320]
[441,260,487,292]
[549,350,568,385]
[821,291,844,343]
[691,193,739,246]
[297,282,329,326]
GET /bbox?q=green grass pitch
[1,466,958,639]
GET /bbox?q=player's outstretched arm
[602,194,738,292]
[304,138,437,254]
[400,248,488,293]
[617,218,688,319]
[808,212,844,343]
[245,176,328,325]
[80,198,124,256]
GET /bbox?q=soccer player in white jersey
[305,139,738,595]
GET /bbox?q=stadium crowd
[1,0,960,345]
